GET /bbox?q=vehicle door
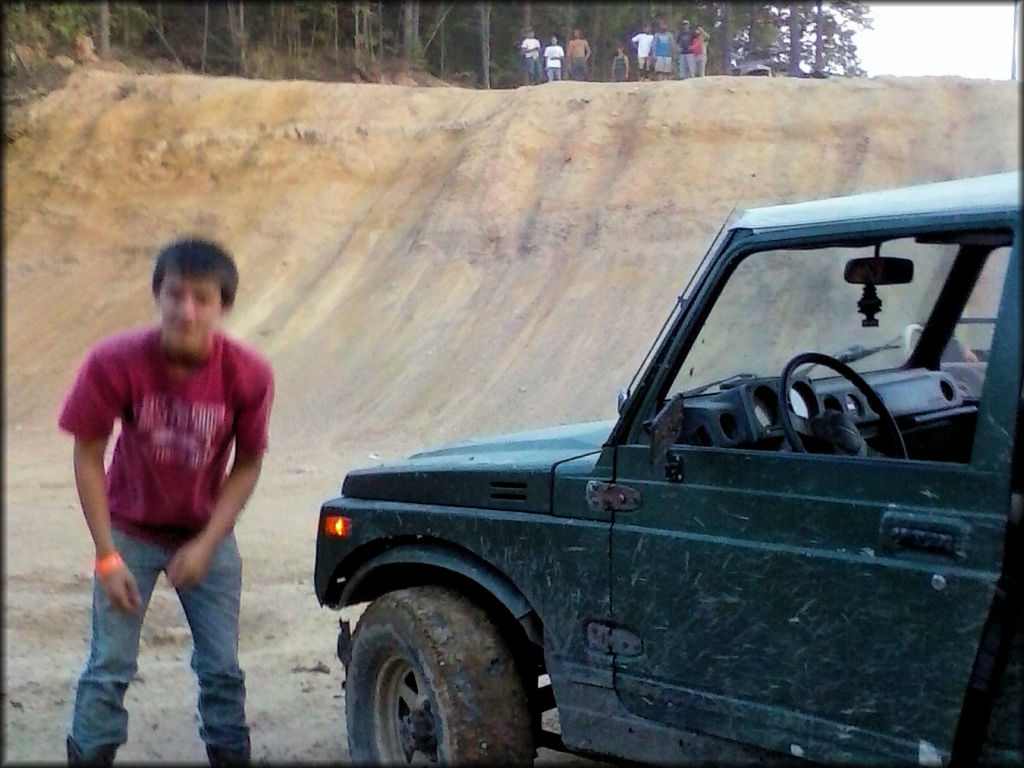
[607,223,1020,763]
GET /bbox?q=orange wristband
[95,552,125,577]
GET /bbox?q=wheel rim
[372,654,439,764]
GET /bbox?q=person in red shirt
[692,26,708,77]
[59,238,274,766]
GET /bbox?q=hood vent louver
[489,480,528,502]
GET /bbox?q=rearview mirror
[844,256,914,285]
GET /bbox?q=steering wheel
[778,352,908,458]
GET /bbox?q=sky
[854,2,1018,79]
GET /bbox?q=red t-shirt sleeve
[58,347,125,441]
[232,355,274,457]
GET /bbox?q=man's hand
[100,566,143,614]
[167,535,217,589]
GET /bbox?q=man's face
[155,271,228,361]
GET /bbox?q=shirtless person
[566,29,591,81]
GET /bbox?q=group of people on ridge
[520,27,591,83]
[521,19,708,85]
[631,19,708,80]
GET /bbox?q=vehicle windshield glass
[671,237,1008,396]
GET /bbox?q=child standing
[611,44,630,82]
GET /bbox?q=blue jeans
[678,53,695,79]
[68,528,249,759]
[524,56,542,84]
[546,66,562,82]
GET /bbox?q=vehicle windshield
[671,237,1008,396]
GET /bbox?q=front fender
[332,539,543,647]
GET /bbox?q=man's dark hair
[152,237,239,307]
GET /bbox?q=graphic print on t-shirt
[137,393,228,470]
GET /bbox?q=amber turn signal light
[324,515,352,537]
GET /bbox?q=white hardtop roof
[733,171,1020,232]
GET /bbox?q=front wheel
[345,585,534,765]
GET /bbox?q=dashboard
[672,364,984,456]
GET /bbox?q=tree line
[5,2,872,87]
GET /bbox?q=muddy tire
[346,585,534,764]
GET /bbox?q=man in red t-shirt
[59,238,274,766]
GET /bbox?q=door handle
[879,511,970,560]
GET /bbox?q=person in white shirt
[631,23,654,80]
[543,34,565,82]
[520,27,542,85]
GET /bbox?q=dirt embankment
[2,69,1018,763]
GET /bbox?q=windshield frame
[613,213,1016,447]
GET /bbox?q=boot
[66,735,117,766]
[205,739,251,767]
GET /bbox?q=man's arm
[166,448,264,588]
[74,436,143,613]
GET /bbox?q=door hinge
[585,480,642,513]
[585,621,644,657]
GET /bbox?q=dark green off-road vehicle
[315,172,1022,766]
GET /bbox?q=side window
[948,246,1009,363]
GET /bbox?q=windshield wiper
[833,340,902,365]
[805,331,906,376]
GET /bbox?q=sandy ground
[2,66,1019,763]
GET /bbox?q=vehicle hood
[341,420,614,513]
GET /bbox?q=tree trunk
[814,0,824,73]
[720,1,731,72]
[201,0,209,73]
[353,2,379,66]
[239,1,247,74]
[292,5,302,61]
[97,1,110,59]
[402,1,420,62]
[412,1,420,51]
[227,1,248,75]
[479,2,491,88]
[523,2,531,31]
[788,3,802,75]
[376,1,384,60]
[403,2,415,60]
[310,7,319,57]
[422,3,455,56]
[353,3,364,66]
[749,1,758,56]
[334,2,340,64]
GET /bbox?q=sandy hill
[1,69,1020,764]
[5,69,1019,460]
